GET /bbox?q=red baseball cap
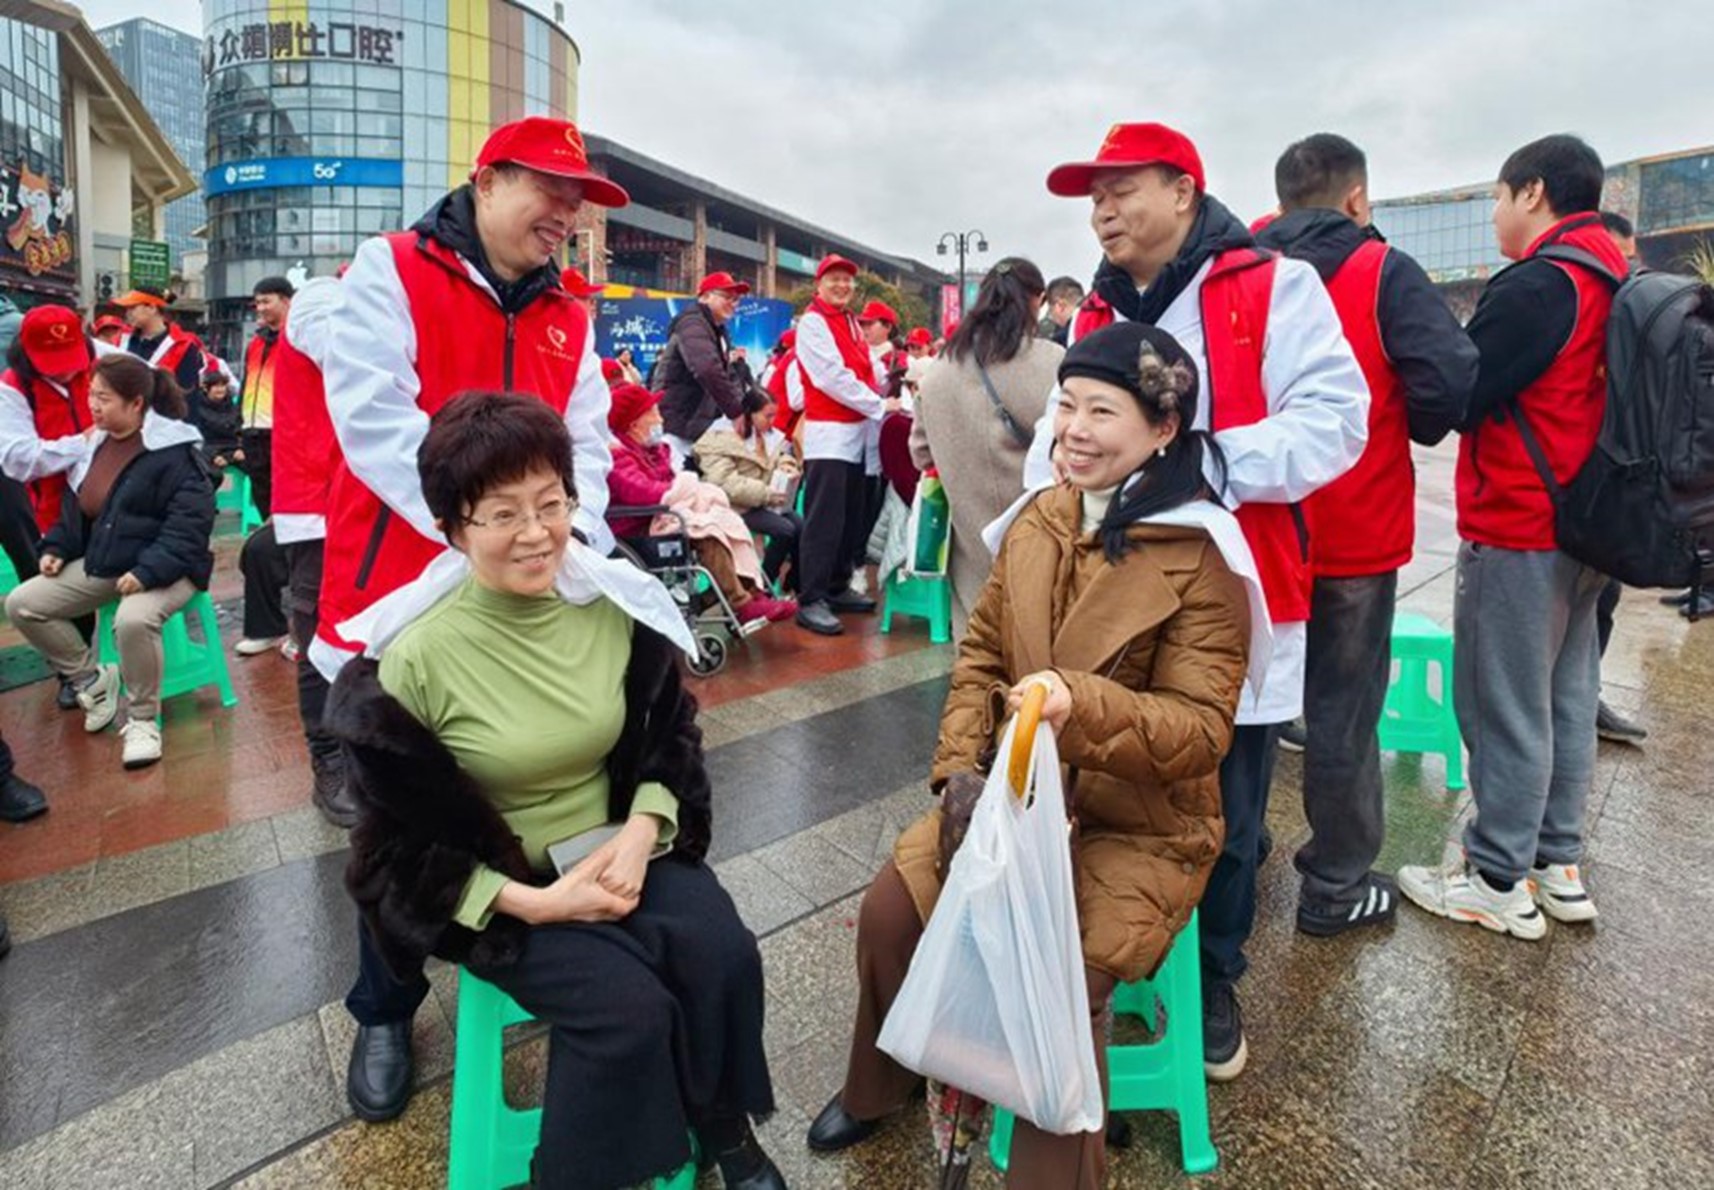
[606,383,662,433]
[560,267,605,298]
[906,327,932,347]
[600,358,624,383]
[857,300,899,327]
[20,305,90,375]
[698,271,751,297]
[1046,122,1206,197]
[92,314,127,336]
[474,117,630,209]
[815,254,859,281]
[778,329,796,349]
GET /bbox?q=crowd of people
[0,109,1679,1189]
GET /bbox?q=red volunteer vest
[1455,215,1624,550]
[3,367,92,532]
[1307,240,1413,577]
[131,324,200,376]
[318,233,588,650]
[799,300,877,424]
[1073,249,1311,623]
[269,332,337,527]
[766,347,802,437]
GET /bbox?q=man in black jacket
[655,271,751,466]
[1257,133,1477,937]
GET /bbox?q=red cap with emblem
[474,117,630,209]
[1046,122,1206,197]
[815,254,860,281]
[20,304,90,376]
[857,301,899,327]
[560,267,605,298]
[698,271,751,297]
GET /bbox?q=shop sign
[204,20,403,75]
[0,163,75,281]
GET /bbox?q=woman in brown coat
[807,322,1254,1188]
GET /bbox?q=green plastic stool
[217,470,263,536]
[96,589,239,717]
[1379,610,1466,791]
[879,570,952,644]
[449,970,696,1190]
[990,909,1218,1176]
[0,548,18,598]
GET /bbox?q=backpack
[1514,246,1714,596]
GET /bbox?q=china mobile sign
[203,157,404,198]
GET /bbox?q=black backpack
[1515,246,1714,596]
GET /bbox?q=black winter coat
[325,624,713,979]
[654,304,747,441]
[43,439,216,589]
[187,390,242,455]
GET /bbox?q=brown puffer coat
[891,485,1250,984]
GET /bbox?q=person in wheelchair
[606,383,796,625]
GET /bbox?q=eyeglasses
[464,496,575,533]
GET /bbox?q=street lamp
[936,229,988,316]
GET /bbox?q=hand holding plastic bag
[876,694,1103,1135]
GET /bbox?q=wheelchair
[607,505,768,677]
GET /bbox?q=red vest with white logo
[131,323,200,376]
[2,366,91,532]
[269,333,337,529]
[1073,249,1311,623]
[318,232,588,650]
[799,301,877,424]
[1307,240,1412,577]
[1455,215,1625,550]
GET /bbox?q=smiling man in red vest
[1026,122,1369,1081]
[1255,134,1477,937]
[319,114,628,1125]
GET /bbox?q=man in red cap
[560,265,605,318]
[1026,122,1369,1094]
[654,270,752,466]
[91,315,126,348]
[794,255,893,635]
[319,113,627,1127]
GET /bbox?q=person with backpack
[1255,134,1477,936]
[1399,135,1629,940]
[654,272,752,467]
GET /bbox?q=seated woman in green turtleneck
[327,391,784,1190]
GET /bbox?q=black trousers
[284,539,338,763]
[346,917,432,1027]
[0,475,39,583]
[850,475,887,570]
[239,520,289,640]
[468,860,774,1190]
[1596,577,1622,658]
[238,428,272,518]
[741,506,801,588]
[1296,572,1398,907]
[800,459,867,605]
[1200,722,1281,988]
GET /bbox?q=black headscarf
[1059,322,1227,562]
[1088,193,1255,327]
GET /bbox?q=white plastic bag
[876,715,1103,1135]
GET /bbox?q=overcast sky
[79,1,1714,283]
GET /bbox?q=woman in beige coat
[694,392,803,590]
[809,322,1253,1188]
[909,258,1064,637]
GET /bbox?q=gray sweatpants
[1453,542,1607,883]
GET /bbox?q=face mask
[642,425,665,447]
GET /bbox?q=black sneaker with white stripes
[1296,872,1400,937]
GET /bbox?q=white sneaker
[279,636,300,662]
[76,665,121,733]
[848,569,870,597]
[119,718,162,769]
[1398,858,1548,941]
[235,635,286,656]
[1529,862,1598,923]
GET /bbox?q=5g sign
[312,160,344,181]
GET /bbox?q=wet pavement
[1,442,1710,1188]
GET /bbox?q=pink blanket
[651,472,763,587]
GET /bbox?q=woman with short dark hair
[328,391,784,1190]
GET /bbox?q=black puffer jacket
[42,422,216,589]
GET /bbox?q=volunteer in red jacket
[0,305,96,536]
[560,264,605,319]
[1399,135,1627,941]
[795,255,892,636]
[116,286,204,393]
[319,114,626,1126]
[1255,133,1477,936]
[1027,122,1368,1080]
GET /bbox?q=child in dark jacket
[188,367,242,469]
[4,354,215,769]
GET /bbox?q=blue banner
[593,296,794,380]
[204,157,403,197]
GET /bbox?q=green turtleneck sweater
[378,579,679,930]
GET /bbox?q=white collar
[69,410,202,490]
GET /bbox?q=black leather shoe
[806,1093,877,1152]
[0,774,47,823]
[311,754,359,829]
[347,1020,415,1122]
[55,676,78,711]
[826,589,877,614]
[1680,591,1714,619]
[796,601,844,636]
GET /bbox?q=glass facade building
[95,20,205,270]
[201,0,578,354]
